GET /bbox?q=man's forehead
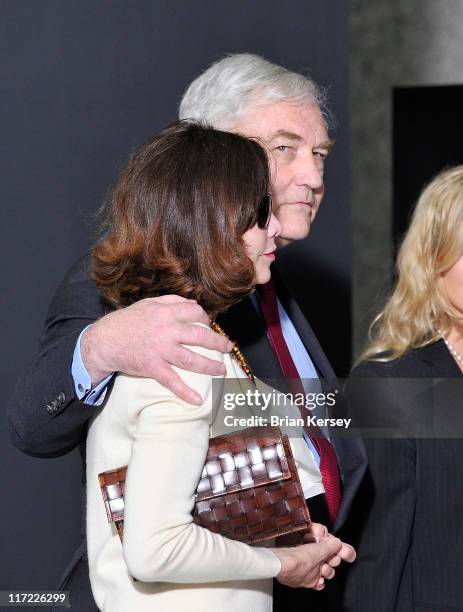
[269,129,304,142]
[267,129,334,151]
[234,100,328,140]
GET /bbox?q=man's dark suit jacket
[342,341,463,612]
[8,254,366,611]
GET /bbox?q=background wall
[351,0,463,355]
[1,0,351,592]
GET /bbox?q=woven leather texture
[98,426,311,545]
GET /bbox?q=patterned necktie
[257,279,341,525]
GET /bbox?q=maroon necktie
[257,279,341,525]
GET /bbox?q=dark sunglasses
[256,193,273,229]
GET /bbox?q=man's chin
[276,226,311,248]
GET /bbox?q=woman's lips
[263,250,276,261]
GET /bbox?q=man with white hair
[9,54,366,611]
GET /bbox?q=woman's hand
[302,525,356,580]
[271,525,356,590]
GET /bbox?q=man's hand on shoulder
[81,295,232,405]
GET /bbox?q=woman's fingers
[304,522,329,541]
[338,542,356,563]
[320,562,336,580]
[327,554,342,568]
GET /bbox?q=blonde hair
[360,165,463,363]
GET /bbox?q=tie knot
[257,280,279,328]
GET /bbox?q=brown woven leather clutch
[98,425,311,545]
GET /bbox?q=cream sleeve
[122,344,281,584]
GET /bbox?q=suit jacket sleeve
[342,362,417,612]
[7,254,107,457]
[121,352,282,584]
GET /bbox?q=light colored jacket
[86,340,321,612]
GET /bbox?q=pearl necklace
[439,330,463,366]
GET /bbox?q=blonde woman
[343,166,463,612]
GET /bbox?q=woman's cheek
[444,256,463,312]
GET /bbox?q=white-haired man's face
[231,101,333,247]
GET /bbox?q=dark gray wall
[351,0,463,355]
[1,0,350,590]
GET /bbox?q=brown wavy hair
[92,121,269,315]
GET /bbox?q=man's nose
[294,153,323,191]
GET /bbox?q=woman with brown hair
[85,121,352,612]
[343,165,463,612]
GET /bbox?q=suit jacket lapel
[220,270,335,379]
[217,294,283,379]
[415,339,463,377]
[415,341,463,439]
[272,271,336,380]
